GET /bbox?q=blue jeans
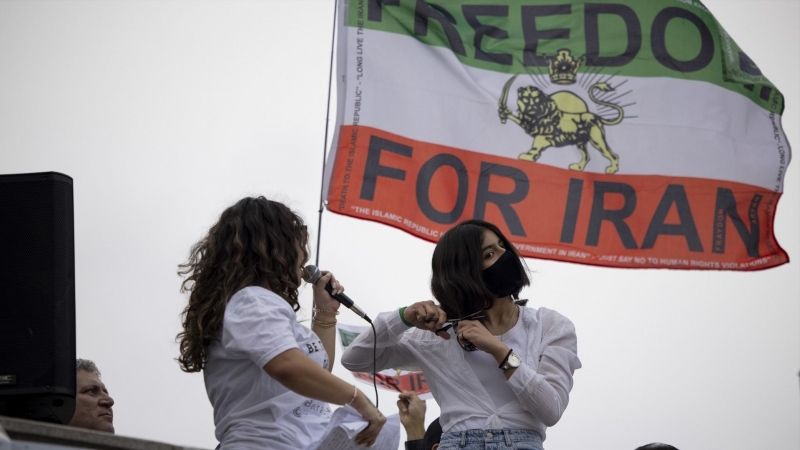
[437,429,544,450]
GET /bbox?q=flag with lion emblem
[323,0,790,270]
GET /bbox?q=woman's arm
[309,271,342,373]
[264,348,363,405]
[506,310,581,426]
[340,309,415,373]
[264,348,385,446]
[455,310,580,426]
[341,301,447,373]
[223,288,386,445]
[311,311,338,372]
[454,320,515,378]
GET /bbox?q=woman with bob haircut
[341,219,580,450]
[177,196,385,449]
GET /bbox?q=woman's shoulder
[521,304,570,320]
[227,286,292,315]
[521,305,575,334]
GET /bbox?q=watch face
[508,353,522,368]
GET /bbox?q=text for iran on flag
[323,0,791,270]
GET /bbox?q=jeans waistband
[440,429,542,447]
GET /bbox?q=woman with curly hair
[342,220,580,450]
[177,196,385,449]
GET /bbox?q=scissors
[429,310,487,334]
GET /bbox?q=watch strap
[499,349,514,369]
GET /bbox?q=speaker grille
[0,173,75,397]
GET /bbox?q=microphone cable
[371,322,378,409]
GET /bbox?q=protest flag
[324,0,790,270]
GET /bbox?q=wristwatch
[499,350,521,371]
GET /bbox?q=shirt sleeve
[340,309,419,373]
[221,288,300,369]
[506,308,581,427]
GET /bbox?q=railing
[0,416,206,450]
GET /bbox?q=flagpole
[312,0,381,411]
[314,0,339,269]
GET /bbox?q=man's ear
[432,444,438,450]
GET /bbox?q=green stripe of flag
[348,0,783,113]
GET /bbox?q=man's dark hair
[422,418,442,450]
[635,444,679,450]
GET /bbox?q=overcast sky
[0,1,797,449]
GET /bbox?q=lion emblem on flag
[498,49,625,174]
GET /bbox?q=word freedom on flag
[323,0,791,270]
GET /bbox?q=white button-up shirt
[340,306,581,441]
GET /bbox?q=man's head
[422,418,442,450]
[68,359,114,433]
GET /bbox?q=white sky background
[0,1,797,449]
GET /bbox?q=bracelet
[313,308,340,316]
[346,385,358,405]
[399,307,413,327]
[312,317,337,325]
[312,317,337,328]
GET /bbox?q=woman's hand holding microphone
[311,271,343,313]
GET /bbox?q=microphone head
[302,265,322,284]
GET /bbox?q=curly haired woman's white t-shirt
[204,286,331,450]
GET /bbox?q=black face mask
[482,250,525,298]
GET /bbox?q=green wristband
[399,307,413,327]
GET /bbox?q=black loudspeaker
[0,172,76,424]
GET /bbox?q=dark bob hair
[430,219,529,318]
[176,196,309,372]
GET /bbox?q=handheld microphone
[302,265,372,323]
